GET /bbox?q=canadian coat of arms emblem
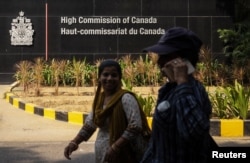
[9,11,34,46]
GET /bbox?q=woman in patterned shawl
[64,59,151,163]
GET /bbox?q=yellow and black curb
[4,92,250,137]
[4,92,89,125]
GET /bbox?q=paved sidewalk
[1,84,250,163]
[0,84,97,142]
[1,84,250,146]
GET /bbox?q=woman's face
[99,66,121,93]
[157,53,179,69]
[157,53,179,80]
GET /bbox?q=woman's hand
[64,142,79,160]
[104,145,119,163]
[161,58,189,84]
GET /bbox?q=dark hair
[98,59,122,79]
[178,50,199,67]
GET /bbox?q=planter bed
[4,92,250,137]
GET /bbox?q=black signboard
[0,0,233,83]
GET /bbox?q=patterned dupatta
[92,85,150,145]
[92,85,130,144]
